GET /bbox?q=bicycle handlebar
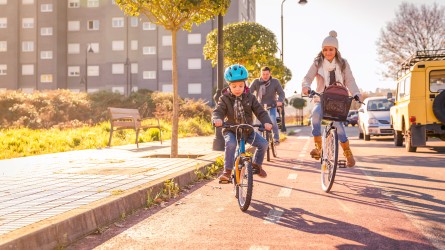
[308,89,364,105]
[214,123,265,132]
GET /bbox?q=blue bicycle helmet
[224,64,249,83]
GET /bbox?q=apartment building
[0,0,255,103]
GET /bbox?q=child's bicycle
[218,123,264,211]
[309,89,362,193]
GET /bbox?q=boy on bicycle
[213,64,273,181]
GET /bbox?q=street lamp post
[280,0,307,62]
[84,44,94,92]
[281,0,307,132]
[212,14,225,151]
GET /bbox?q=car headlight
[368,118,379,124]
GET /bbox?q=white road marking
[288,173,298,180]
[264,208,284,224]
[278,187,292,197]
[336,199,352,214]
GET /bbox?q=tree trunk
[170,30,179,157]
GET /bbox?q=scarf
[257,77,271,103]
[322,58,344,87]
[233,95,246,124]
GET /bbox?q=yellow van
[390,49,445,152]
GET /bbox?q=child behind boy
[212,64,273,181]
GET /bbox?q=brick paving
[0,136,221,238]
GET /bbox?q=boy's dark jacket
[212,86,272,135]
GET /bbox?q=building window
[131,40,138,50]
[22,64,34,75]
[41,27,53,36]
[0,65,6,75]
[162,84,173,93]
[162,36,172,46]
[143,46,156,55]
[188,58,201,69]
[88,20,99,31]
[131,63,138,74]
[40,51,53,59]
[142,22,156,30]
[143,71,156,79]
[68,0,79,8]
[112,17,124,28]
[41,3,53,12]
[112,41,124,51]
[188,83,202,94]
[68,43,80,54]
[0,0,7,5]
[90,43,99,53]
[22,0,34,4]
[40,74,53,83]
[0,41,6,52]
[0,18,6,29]
[68,21,80,31]
[162,60,172,71]
[68,66,80,77]
[130,17,138,27]
[88,65,99,76]
[22,41,34,52]
[112,64,124,74]
[188,34,201,45]
[22,18,34,29]
[87,0,99,7]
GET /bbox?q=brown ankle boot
[340,140,355,167]
[252,163,267,178]
[310,136,322,160]
[219,169,232,181]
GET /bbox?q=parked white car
[358,96,394,141]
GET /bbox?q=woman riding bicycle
[212,64,273,181]
[301,30,361,167]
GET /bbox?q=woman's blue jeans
[224,131,268,170]
[311,102,348,143]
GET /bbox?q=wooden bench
[108,107,162,148]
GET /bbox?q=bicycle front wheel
[321,127,339,193]
[236,161,253,211]
[265,131,271,162]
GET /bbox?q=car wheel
[433,91,445,124]
[405,132,417,152]
[394,130,403,146]
[364,133,371,141]
[358,123,364,139]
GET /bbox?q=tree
[289,97,307,125]
[203,22,292,85]
[376,2,445,79]
[116,0,230,157]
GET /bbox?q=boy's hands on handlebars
[213,119,223,127]
[264,123,272,131]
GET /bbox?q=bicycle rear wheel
[321,126,338,193]
[236,161,253,211]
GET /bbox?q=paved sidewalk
[0,136,222,249]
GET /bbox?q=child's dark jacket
[212,86,272,135]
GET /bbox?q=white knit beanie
[322,30,338,49]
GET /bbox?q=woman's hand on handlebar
[213,119,223,127]
[264,123,272,131]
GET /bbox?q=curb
[0,159,220,250]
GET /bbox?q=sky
[255,0,445,96]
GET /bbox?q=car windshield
[367,99,393,111]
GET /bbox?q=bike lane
[68,135,437,249]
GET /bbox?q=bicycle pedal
[338,160,346,168]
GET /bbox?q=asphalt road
[68,126,444,250]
